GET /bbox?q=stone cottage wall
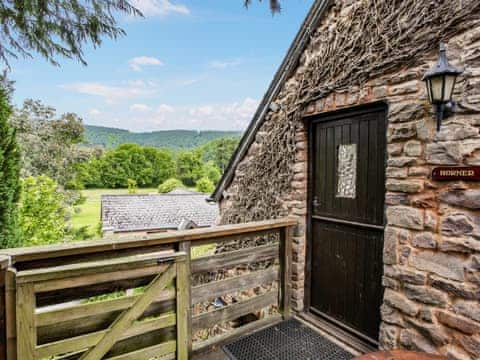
[219,6,480,360]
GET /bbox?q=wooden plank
[177,241,192,358]
[192,267,279,304]
[37,299,176,345]
[192,290,278,332]
[5,269,16,360]
[0,256,8,360]
[189,228,278,248]
[105,340,176,360]
[279,226,293,319]
[193,314,282,354]
[16,251,180,284]
[36,275,160,307]
[191,244,279,274]
[175,257,189,360]
[16,283,35,360]
[2,218,297,264]
[34,264,169,293]
[16,244,174,272]
[79,264,176,360]
[36,289,175,327]
[35,313,176,358]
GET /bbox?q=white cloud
[131,0,190,17]
[61,81,157,103]
[112,98,258,131]
[129,56,163,71]
[89,108,101,116]
[209,59,242,69]
[130,103,152,112]
[157,104,175,113]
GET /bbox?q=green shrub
[196,177,215,193]
[127,178,137,194]
[18,176,67,246]
[158,178,183,193]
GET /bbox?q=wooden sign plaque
[432,166,480,181]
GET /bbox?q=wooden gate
[8,251,188,360]
[0,218,296,359]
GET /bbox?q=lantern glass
[444,74,457,101]
[426,73,457,103]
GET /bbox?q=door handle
[312,196,321,210]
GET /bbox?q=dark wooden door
[307,104,387,344]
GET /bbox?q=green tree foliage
[0,87,21,249]
[11,99,85,187]
[202,161,221,184]
[142,147,176,186]
[158,178,183,193]
[18,176,67,246]
[176,150,204,186]
[200,137,239,172]
[0,1,141,67]
[196,177,215,193]
[84,125,241,151]
[80,144,175,188]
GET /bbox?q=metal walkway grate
[222,318,354,360]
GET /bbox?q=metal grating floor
[222,319,354,360]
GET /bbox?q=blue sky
[8,1,311,132]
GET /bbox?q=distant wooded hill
[84,125,242,150]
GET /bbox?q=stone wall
[219,5,480,360]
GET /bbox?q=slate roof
[101,190,219,232]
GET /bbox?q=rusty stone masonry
[219,1,480,358]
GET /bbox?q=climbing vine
[221,0,480,224]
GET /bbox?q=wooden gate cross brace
[79,263,177,360]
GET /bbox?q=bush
[158,178,183,193]
[18,176,67,246]
[127,178,137,194]
[196,177,215,193]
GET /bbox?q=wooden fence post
[279,226,293,319]
[0,256,10,360]
[176,243,192,359]
[16,282,36,360]
[5,269,16,360]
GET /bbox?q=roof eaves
[209,0,331,202]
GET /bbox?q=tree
[18,176,67,246]
[158,178,183,193]
[196,177,215,193]
[0,1,142,67]
[202,161,221,184]
[176,150,204,186]
[0,87,21,248]
[142,147,175,186]
[11,99,85,187]
[99,143,152,188]
[201,137,239,172]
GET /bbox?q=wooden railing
[0,217,297,359]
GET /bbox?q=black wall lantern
[423,43,463,131]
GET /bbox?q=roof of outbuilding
[210,0,329,202]
[101,191,219,232]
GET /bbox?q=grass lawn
[71,188,157,239]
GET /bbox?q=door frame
[303,101,389,348]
